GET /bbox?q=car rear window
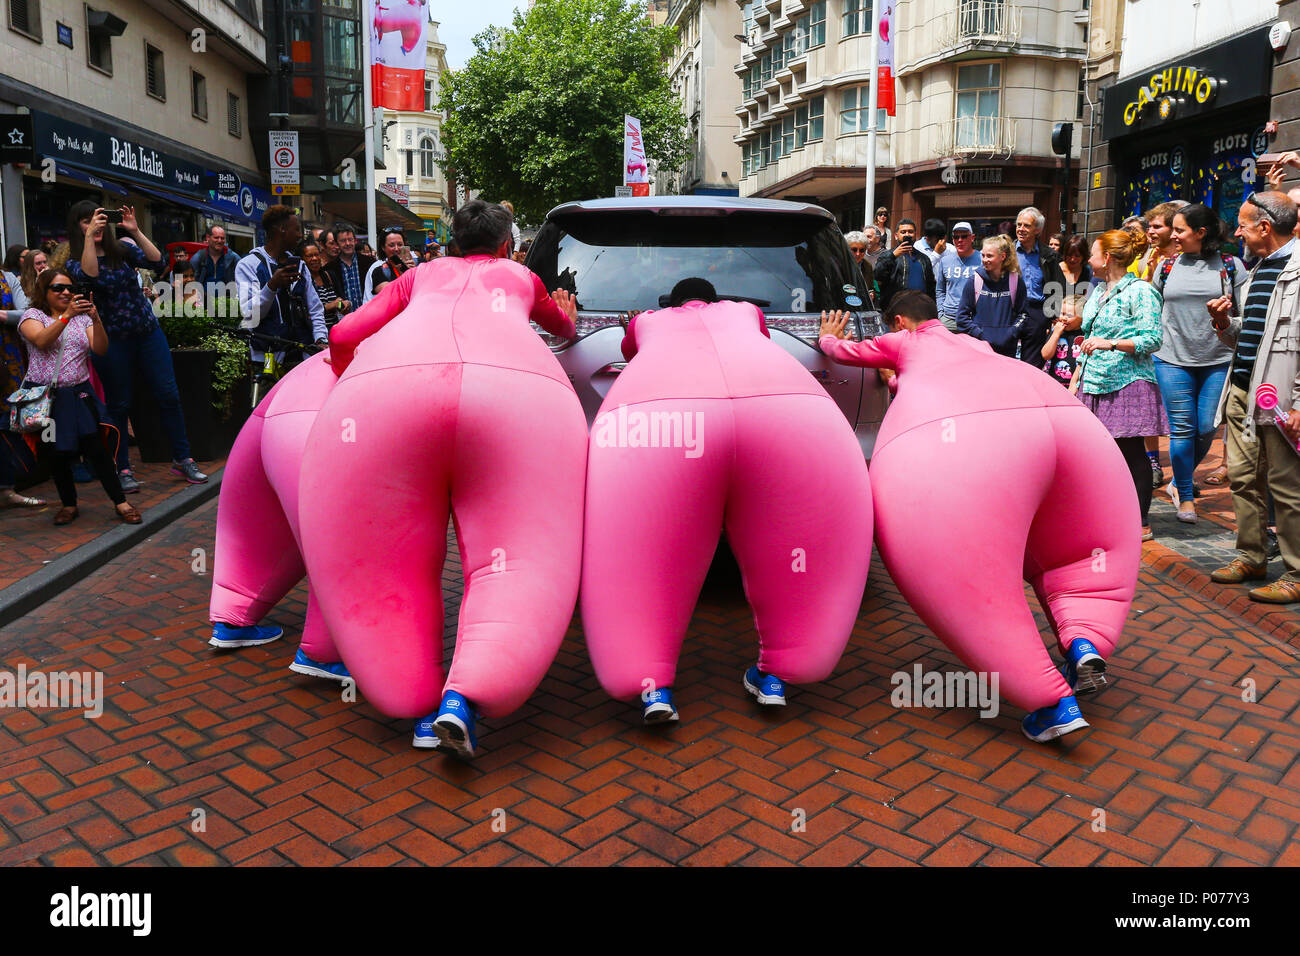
[527,210,862,314]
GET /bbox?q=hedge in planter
[131,298,252,463]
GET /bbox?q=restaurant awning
[313,189,427,235]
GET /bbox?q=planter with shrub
[131,297,251,463]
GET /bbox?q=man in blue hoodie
[934,222,981,331]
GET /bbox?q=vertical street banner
[878,2,896,116]
[624,115,649,197]
[369,0,428,111]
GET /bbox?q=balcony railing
[937,0,1022,48]
[933,115,1018,159]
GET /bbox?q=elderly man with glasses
[1208,191,1300,602]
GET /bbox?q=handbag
[7,323,64,434]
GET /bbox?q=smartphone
[103,209,124,225]
[280,254,301,269]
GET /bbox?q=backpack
[1159,254,1237,313]
[971,271,1018,301]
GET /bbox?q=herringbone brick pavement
[1,499,1298,866]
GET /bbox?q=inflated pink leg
[260,354,341,663]
[299,366,456,718]
[870,408,1073,713]
[725,394,873,683]
[581,398,732,700]
[209,397,305,625]
[442,366,588,718]
[1023,405,1139,662]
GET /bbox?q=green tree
[439,0,690,225]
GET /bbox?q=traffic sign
[268,130,300,191]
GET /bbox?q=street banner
[269,130,300,197]
[624,115,649,197]
[370,0,428,111]
[878,2,896,116]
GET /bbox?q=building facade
[378,23,451,241]
[661,0,742,195]
[735,0,1085,237]
[1,0,272,252]
[1086,0,1285,241]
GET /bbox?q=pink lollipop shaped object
[1255,383,1300,454]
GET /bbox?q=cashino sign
[1101,25,1272,140]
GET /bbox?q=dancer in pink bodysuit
[583,278,873,723]
[208,352,349,684]
[820,291,1139,741]
[297,201,587,759]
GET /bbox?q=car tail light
[532,312,626,350]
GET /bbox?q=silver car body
[526,196,890,458]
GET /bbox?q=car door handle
[595,363,627,376]
[811,369,849,385]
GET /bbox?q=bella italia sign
[32,111,207,196]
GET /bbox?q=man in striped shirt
[1208,191,1300,602]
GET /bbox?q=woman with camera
[17,270,140,525]
[66,201,207,491]
[300,240,349,327]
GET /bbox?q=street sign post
[269,130,300,198]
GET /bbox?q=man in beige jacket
[1208,191,1300,602]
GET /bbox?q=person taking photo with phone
[363,227,414,303]
[18,270,141,525]
[65,201,207,490]
[235,205,327,368]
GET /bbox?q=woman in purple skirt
[1078,229,1168,542]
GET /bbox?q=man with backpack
[235,205,326,365]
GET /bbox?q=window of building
[420,136,435,177]
[405,148,414,177]
[87,10,113,75]
[227,91,241,137]
[425,76,435,112]
[760,128,771,168]
[747,63,759,97]
[192,70,207,121]
[955,62,1000,148]
[8,0,42,41]
[742,1,755,41]
[760,51,772,84]
[1076,66,1085,120]
[781,115,795,155]
[794,95,825,145]
[145,42,165,100]
[843,0,872,38]
[839,86,886,134]
[809,2,826,48]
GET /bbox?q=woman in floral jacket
[1078,229,1168,541]
[1,270,45,507]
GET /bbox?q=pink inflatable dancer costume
[298,255,587,725]
[582,298,873,712]
[209,352,341,667]
[820,315,1138,732]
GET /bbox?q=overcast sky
[432,2,526,69]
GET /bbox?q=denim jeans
[1153,357,1229,500]
[91,324,191,471]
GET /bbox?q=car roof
[545,195,835,221]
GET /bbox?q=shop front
[22,110,270,249]
[1102,25,1274,238]
[896,159,1067,240]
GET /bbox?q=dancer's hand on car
[820,310,848,340]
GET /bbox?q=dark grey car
[525,196,890,458]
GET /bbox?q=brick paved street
[0,459,225,593]
[1,490,1298,866]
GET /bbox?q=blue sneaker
[1062,639,1108,695]
[1022,695,1090,742]
[743,665,787,706]
[288,648,351,683]
[641,686,679,724]
[432,691,478,759]
[413,712,442,749]
[209,622,283,648]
